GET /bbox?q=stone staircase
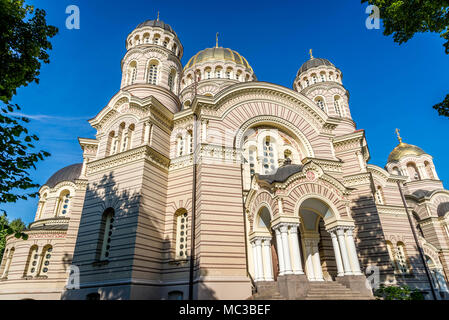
[249,280,372,300]
[304,281,368,300]
[249,282,284,300]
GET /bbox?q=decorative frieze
[343,172,371,187]
[86,145,170,174]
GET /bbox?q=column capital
[272,221,300,232]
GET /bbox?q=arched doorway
[250,206,277,282]
[298,198,361,281]
[426,255,449,297]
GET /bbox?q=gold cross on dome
[157,11,160,21]
[309,49,314,60]
[216,32,219,48]
[395,128,403,144]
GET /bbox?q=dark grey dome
[297,58,335,76]
[258,164,303,184]
[44,163,83,188]
[136,20,177,36]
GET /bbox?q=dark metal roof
[28,224,69,231]
[136,20,177,36]
[297,58,335,76]
[44,163,83,188]
[257,164,303,184]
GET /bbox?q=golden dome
[184,47,253,72]
[388,142,426,163]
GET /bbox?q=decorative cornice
[376,205,407,216]
[343,172,372,187]
[87,145,170,174]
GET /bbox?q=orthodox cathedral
[1,18,449,300]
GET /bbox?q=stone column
[304,240,315,281]
[289,225,304,275]
[336,228,353,275]
[345,228,362,275]
[311,239,324,281]
[255,239,264,281]
[274,228,286,276]
[280,225,293,275]
[330,230,345,277]
[251,242,259,281]
[262,239,274,281]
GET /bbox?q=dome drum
[294,58,343,92]
[181,47,256,94]
[127,20,183,59]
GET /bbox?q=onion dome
[388,142,426,163]
[388,129,426,163]
[297,58,335,77]
[44,163,83,188]
[184,47,253,72]
[135,19,177,37]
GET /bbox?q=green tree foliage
[0,0,58,103]
[362,1,449,117]
[0,214,27,261]
[0,0,57,206]
[0,0,57,242]
[374,284,425,300]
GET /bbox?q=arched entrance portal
[249,198,362,283]
[298,198,362,281]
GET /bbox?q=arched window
[226,68,232,79]
[424,161,435,179]
[396,242,410,274]
[407,162,420,180]
[304,77,309,87]
[386,241,397,271]
[375,186,384,205]
[153,36,160,45]
[205,68,212,80]
[328,73,334,81]
[334,96,342,117]
[248,146,258,176]
[175,210,188,260]
[311,74,318,84]
[25,245,39,277]
[262,136,277,174]
[127,61,137,86]
[320,72,326,82]
[143,33,150,44]
[147,61,159,85]
[186,131,193,155]
[168,69,176,91]
[392,167,401,175]
[1,248,14,278]
[120,124,134,152]
[215,68,222,79]
[236,71,242,81]
[99,208,115,261]
[162,38,169,48]
[284,149,292,162]
[315,97,326,112]
[258,207,271,230]
[38,245,53,276]
[56,190,71,216]
[177,135,185,157]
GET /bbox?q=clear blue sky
[4,0,449,224]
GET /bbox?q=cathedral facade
[1,19,449,300]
